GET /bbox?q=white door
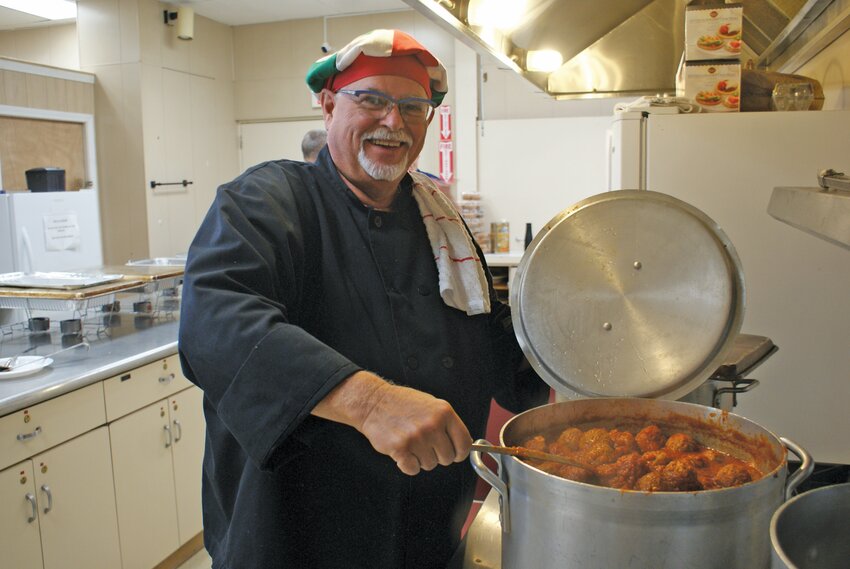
[239,119,325,172]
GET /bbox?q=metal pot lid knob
[512,190,745,401]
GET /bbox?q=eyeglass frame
[335,89,436,123]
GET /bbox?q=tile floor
[178,548,212,569]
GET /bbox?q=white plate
[0,356,54,379]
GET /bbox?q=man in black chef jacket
[179,29,547,569]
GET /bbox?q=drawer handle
[26,492,37,523]
[17,426,42,442]
[164,424,173,448]
[172,419,183,443]
[40,484,52,514]
[159,373,176,384]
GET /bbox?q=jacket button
[373,215,383,228]
[417,284,431,296]
[441,356,454,369]
[406,356,419,370]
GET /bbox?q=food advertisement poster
[685,62,741,113]
[685,3,743,61]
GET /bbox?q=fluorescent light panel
[0,0,77,20]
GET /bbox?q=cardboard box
[685,3,743,61]
[685,61,741,112]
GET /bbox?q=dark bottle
[524,223,533,250]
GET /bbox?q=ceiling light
[0,0,76,20]
[467,0,527,31]
[526,49,563,72]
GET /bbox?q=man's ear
[320,89,335,129]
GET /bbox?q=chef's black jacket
[178,148,547,569]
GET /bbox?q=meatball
[523,435,548,453]
[635,425,666,452]
[641,450,672,472]
[635,471,665,492]
[596,453,648,489]
[609,429,638,457]
[660,459,702,491]
[550,427,583,454]
[714,463,753,488]
[579,428,611,450]
[665,432,700,453]
[580,441,615,466]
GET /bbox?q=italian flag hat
[306,29,448,106]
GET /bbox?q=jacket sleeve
[178,163,361,470]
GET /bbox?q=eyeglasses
[336,89,436,123]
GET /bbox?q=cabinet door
[170,386,205,544]
[33,427,122,569]
[110,399,179,569]
[0,460,43,569]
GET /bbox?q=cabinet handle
[172,419,183,443]
[159,373,175,384]
[40,485,52,514]
[25,492,37,523]
[164,424,173,448]
[16,426,42,441]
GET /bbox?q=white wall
[477,115,613,252]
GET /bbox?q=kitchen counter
[0,314,179,415]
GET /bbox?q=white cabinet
[0,427,122,569]
[110,385,204,569]
[0,460,42,569]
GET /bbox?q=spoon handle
[470,443,594,471]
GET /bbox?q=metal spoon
[470,443,596,471]
[0,341,90,372]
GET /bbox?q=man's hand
[312,371,472,475]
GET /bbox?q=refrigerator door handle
[20,227,34,273]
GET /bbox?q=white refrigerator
[607,109,850,465]
[0,190,104,273]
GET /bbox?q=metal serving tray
[0,272,125,290]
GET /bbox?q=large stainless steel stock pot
[471,398,812,569]
[470,191,813,568]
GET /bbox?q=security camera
[321,42,332,54]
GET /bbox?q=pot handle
[469,439,511,534]
[781,436,814,501]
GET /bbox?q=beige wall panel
[159,3,191,74]
[233,21,292,81]
[2,70,27,106]
[88,62,149,263]
[65,79,95,114]
[188,15,231,80]
[796,28,850,110]
[327,11,417,49]
[45,76,68,111]
[214,79,239,181]
[77,0,124,66]
[0,25,79,69]
[285,18,324,79]
[410,12,455,65]
[24,73,49,109]
[49,24,80,69]
[138,0,162,66]
[235,78,302,120]
[119,0,141,63]
[11,27,52,65]
[140,63,166,191]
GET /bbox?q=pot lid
[511,190,745,401]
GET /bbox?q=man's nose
[380,103,406,129]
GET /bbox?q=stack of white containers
[458,192,490,253]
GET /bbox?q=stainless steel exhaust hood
[402,0,835,99]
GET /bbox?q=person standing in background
[179,28,547,569]
[300,128,327,162]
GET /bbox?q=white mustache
[361,127,412,145]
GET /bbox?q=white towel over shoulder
[409,171,491,315]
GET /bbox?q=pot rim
[769,482,850,568]
[497,397,788,495]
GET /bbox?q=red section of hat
[327,54,431,97]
